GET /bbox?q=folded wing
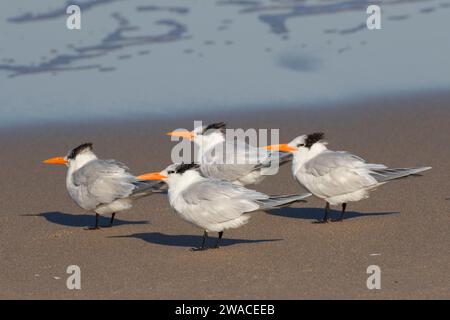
[301,151,385,198]
[180,179,269,225]
[72,159,138,206]
[200,139,289,181]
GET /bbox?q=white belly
[169,193,250,232]
[236,170,265,186]
[95,198,133,215]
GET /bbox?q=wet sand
[0,93,449,299]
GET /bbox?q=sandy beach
[0,92,449,299]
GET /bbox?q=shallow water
[0,0,449,126]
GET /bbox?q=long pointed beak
[166,130,194,140]
[263,144,297,153]
[43,156,67,165]
[136,172,167,181]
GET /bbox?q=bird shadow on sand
[109,232,282,248]
[267,207,399,222]
[23,212,149,228]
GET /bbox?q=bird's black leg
[333,203,347,222]
[201,231,208,249]
[86,213,100,230]
[107,212,116,227]
[191,231,209,251]
[315,202,330,223]
[213,231,224,249]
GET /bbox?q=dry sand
[0,93,449,299]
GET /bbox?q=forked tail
[258,193,312,210]
[370,166,431,183]
[130,180,168,199]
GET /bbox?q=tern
[43,143,165,229]
[166,122,292,186]
[265,133,431,223]
[137,163,311,250]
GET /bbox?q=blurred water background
[0,0,449,127]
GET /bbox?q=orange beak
[136,172,167,181]
[43,156,67,165]
[166,130,194,140]
[263,144,297,153]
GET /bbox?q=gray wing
[180,179,269,224]
[201,139,288,181]
[370,166,431,182]
[130,180,168,199]
[72,159,137,205]
[301,151,387,197]
[304,151,385,177]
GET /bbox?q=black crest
[68,142,93,159]
[305,133,324,148]
[204,122,226,134]
[175,163,200,174]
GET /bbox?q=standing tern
[166,122,292,186]
[43,143,165,229]
[265,133,431,223]
[137,163,311,250]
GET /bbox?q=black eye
[298,143,305,147]
[168,170,175,174]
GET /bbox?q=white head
[136,163,202,188]
[166,122,226,148]
[265,132,326,155]
[43,142,98,170]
